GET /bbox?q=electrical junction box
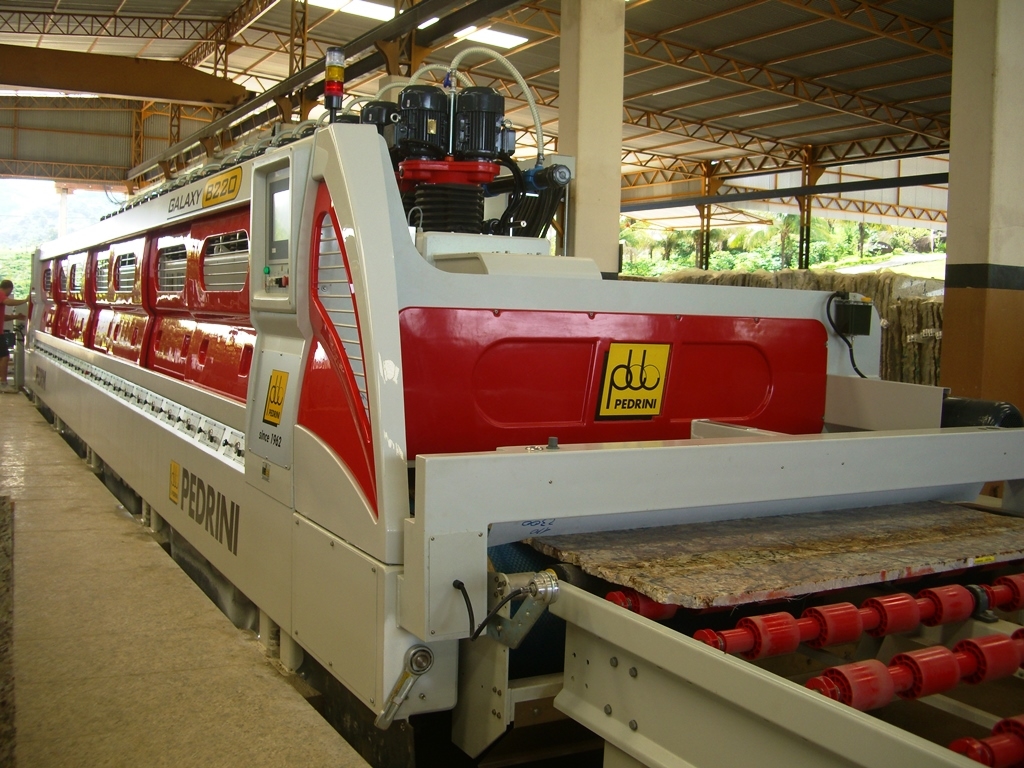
[834,297,873,337]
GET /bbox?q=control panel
[262,263,291,292]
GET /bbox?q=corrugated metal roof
[0,0,954,224]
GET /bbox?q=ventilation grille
[318,216,369,419]
[69,264,83,292]
[116,253,137,293]
[203,231,249,292]
[43,268,52,293]
[95,257,110,294]
[157,244,187,292]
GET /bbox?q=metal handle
[373,646,433,730]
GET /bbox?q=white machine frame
[26,123,1024,767]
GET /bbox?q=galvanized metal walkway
[1,390,369,767]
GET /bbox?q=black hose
[496,154,526,235]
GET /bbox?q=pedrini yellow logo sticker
[597,343,671,419]
[169,460,181,504]
[262,369,289,426]
[202,167,243,209]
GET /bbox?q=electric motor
[454,87,514,160]
[397,85,449,159]
[361,100,399,146]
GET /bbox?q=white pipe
[342,96,373,115]
[447,46,544,163]
[404,65,473,90]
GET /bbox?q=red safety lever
[805,630,1024,711]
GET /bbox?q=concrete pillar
[558,0,625,276]
[58,187,68,238]
[941,0,1024,407]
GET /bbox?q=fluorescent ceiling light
[453,26,528,49]
[467,28,528,48]
[418,17,439,29]
[309,0,395,20]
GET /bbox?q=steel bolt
[604,704,612,716]
[409,647,433,674]
[610,657,618,667]
[629,720,638,731]
[629,667,638,678]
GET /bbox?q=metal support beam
[797,148,821,270]
[289,0,308,77]
[700,185,948,225]
[0,43,246,108]
[169,103,181,146]
[696,162,721,270]
[0,10,221,40]
[180,0,280,68]
[0,158,127,185]
[496,3,948,143]
[696,204,711,270]
[374,0,427,77]
[775,0,952,59]
[620,172,949,213]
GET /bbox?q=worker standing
[0,279,28,393]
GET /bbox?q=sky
[0,178,124,251]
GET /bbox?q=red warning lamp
[324,46,346,122]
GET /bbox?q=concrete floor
[1,390,370,767]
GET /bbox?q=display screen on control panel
[268,169,290,263]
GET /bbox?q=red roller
[918,585,975,626]
[990,574,1024,612]
[693,574,1024,661]
[736,613,803,659]
[805,659,895,711]
[861,593,921,637]
[951,715,1024,767]
[803,603,864,648]
[891,646,962,699]
[605,589,678,620]
[693,627,756,655]
[954,635,1024,684]
[807,634,1024,711]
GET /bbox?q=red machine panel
[92,309,148,363]
[183,323,255,401]
[296,185,377,513]
[61,307,91,347]
[190,210,250,319]
[400,307,828,457]
[148,317,196,380]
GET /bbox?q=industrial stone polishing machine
[27,49,1024,768]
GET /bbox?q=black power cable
[825,291,867,379]
[453,580,528,641]
[452,579,474,636]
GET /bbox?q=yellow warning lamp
[324,47,346,123]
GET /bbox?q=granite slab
[529,502,1024,609]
